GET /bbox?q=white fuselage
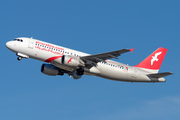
[6,37,166,82]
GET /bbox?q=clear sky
[1,0,180,120]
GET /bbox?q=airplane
[6,37,173,82]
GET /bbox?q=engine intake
[72,69,84,79]
[41,64,64,76]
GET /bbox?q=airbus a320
[6,37,173,82]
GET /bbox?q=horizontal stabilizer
[147,72,173,78]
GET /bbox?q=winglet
[129,48,134,53]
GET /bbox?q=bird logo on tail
[151,52,162,66]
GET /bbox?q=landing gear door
[28,38,34,49]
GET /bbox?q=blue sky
[1,0,180,120]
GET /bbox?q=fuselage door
[28,38,34,49]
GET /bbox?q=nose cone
[6,41,11,49]
[6,41,15,52]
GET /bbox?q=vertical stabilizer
[134,47,168,73]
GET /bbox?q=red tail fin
[134,47,168,73]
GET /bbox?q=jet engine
[72,68,84,79]
[61,55,85,68]
[41,64,64,76]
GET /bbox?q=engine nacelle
[72,71,82,79]
[62,55,84,68]
[41,64,64,76]
[72,68,84,79]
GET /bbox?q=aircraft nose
[6,41,14,50]
[6,41,10,48]
[6,41,12,49]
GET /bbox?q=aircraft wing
[81,48,134,68]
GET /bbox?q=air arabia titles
[35,41,64,55]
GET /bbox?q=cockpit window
[13,39,23,42]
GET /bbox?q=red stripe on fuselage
[45,56,62,63]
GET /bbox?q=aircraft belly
[29,49,51,61]
[96,64,161,82]
[96,64,129,81]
